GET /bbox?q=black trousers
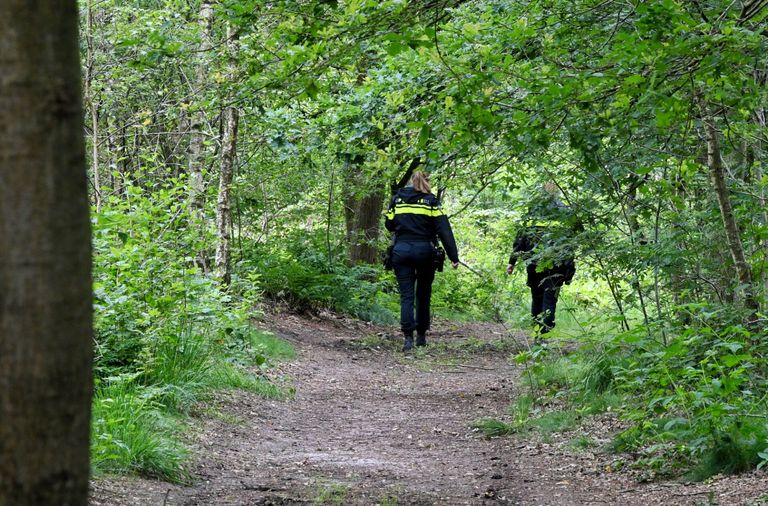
[392,241,436,336]
[527,266,563,334]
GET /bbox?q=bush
[242,232,398,324]
[91,183,294,479]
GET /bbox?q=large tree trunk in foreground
[0,2,93,505]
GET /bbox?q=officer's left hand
[452,261,459,269]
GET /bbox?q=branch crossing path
[92,311,768,505]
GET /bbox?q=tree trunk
[349,191,386,265]
[215,106,238,283]
[703,106,758,311]
[342,156,385,265]
[188,0,214,215]
[187,0,214,272]
[0,2,93,505]
[215,27,240,285]
[753,71,768,299]
[84,0,102,210]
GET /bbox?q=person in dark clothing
[384,171,459,352]
[507,183,576,337]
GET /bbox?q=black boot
[402,333,414,352]
[416,332,426,347]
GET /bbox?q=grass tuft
[530,409,579,435]
[91,377,188,482]
[686,424,767,481]
[472,418,518,438]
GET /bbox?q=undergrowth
[91,187,295,482]
[479,304,768,482]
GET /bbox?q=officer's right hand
[506,263,514,275]
[452,261,459,269]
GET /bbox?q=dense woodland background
[15,0,768,498]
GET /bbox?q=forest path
[91,310,768,505]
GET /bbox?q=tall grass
[91,377,188,482]
[91,327,294,480]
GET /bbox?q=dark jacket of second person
[384,187,459,263]
[509,226,576,288]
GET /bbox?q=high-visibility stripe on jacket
[385,202,445,219]
[384,186,459,263]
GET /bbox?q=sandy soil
[90,310,768,505]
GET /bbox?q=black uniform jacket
[384,186,459,263]
[509,226,576,287]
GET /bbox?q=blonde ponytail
[410,171,431,194]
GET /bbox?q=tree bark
[187,0,214,272]
[342,156,385,265]
[753,69,768,299]
[215,26,240,285]
[702,106,758,311]
[188,0,214,215]
[84,0,102,210]
[215,106,238,283]
[349,190,386,265]
[0,2,93,505]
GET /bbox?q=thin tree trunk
[0,2,93,504]
[326,163,335,269]
[753,72,768,298]
[215,24,239,285]
[106,114,125,198]
[188,0,213,215]
[702,105,758,311]
[188,0,214,272]
[85,0,102,210]
[215,106,238,283]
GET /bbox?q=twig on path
[444,370,468,374]
[455,364,496,371]
[670,491,710,497]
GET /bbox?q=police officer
[507,182,576,337]
[384,171,459,352]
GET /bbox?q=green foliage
[508,394,535,427]
[686,421,768,481]
[580,352,620,396]
[512,313,768,480]
[603,318,768,479]
[241,231,399,323]
[379,496,399,506]
[83,0,768,485]
[91,376,188,482]
[531,410,580,436]
[569,434,596,451]
[311,483,350,506]
[472,418,517,438]
[91,179,294,479]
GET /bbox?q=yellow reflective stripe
[392,204,443,217]
[384,209,395,219]
[529,220,562,227]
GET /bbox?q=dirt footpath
[90,311,768,505]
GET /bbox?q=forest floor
[90,308,768,505]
